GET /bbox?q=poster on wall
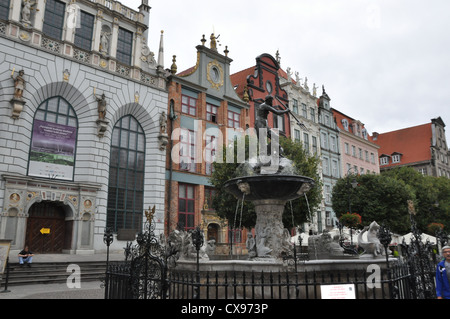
[28,119,77,181]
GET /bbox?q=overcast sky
[120,0,450,142]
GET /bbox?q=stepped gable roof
[375,123,432,166]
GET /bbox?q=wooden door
[26,202,66,253]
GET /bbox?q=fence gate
[400,218,439,299]
[106,211,176,299]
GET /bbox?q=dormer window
[380,156,390,166]
[362,128,368,140]
[341,119,349,131]
[391,152,402,164]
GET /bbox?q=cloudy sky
[121,0,450,141]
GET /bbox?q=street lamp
[103,227,114,299]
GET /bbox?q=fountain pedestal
[253,199,287,260]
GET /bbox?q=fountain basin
[224,174,315,201]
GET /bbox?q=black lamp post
[191,226,204,299]
[103,227,114,299]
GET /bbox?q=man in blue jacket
[436,246,450,299]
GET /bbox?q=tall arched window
[107,115,146,232]
[28,97,78,180]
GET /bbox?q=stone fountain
[224,172,314,261]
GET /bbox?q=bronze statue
[255,95,290,141]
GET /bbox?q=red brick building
[165,34,249,253]
[231,53,291,138]
[373,117,449,177]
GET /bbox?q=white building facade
[0,0,168,255]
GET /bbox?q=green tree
[383,167,450,233]
[332,173,415,234]
[209,135,322,229]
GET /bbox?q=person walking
[436,245,450,299]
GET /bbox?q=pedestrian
[436,245,450,299]
[18,245,34,267]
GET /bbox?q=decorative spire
[201,34,206,46]
[224,45,229,57]
[157,30,164,68]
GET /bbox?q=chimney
[372,132,379,140]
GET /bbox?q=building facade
[165,34,249,253]
[373,117,449,178]
[0,0,168,255]
[278,67,325,233]
[332,109,380,176]
[317,87,341,229]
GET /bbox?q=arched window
[28,97,78,180]
[107,115,146,232]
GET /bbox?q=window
[29,97,78,181]
[330,136,337,152]
[74,11,94,51]
[320,132,328,149]
[324,185,331,203]
[301,103,307,119]
[303,132,309,153]
[310,107,315,123]
[322,157,329,176]
[205,134,216,175]
[380,157,389,165]
[344,143,349,155]
[332,160,338,177]
[294,129,300,143]
[418,168,427,176]
[179,128,196,172]
[116,27,133,65]
[359,148,363,159]
[352,145,356,157]
[206,103,218,123]
[178,184,195,231]
[273,113,285,133]
[0,0,10,20]
[312,136,318,154]
[43,0,66,39]
[392,154,401,163]
[292,99,298,114]
[107,115,146,232]
[182,95,197,116]
[228,110,240,129]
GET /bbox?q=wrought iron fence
[103,214,444,300]
[104,261,418,299]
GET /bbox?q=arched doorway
[207,223,219,242]
[26,202,72,253]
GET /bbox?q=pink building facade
[332,109,380,176]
